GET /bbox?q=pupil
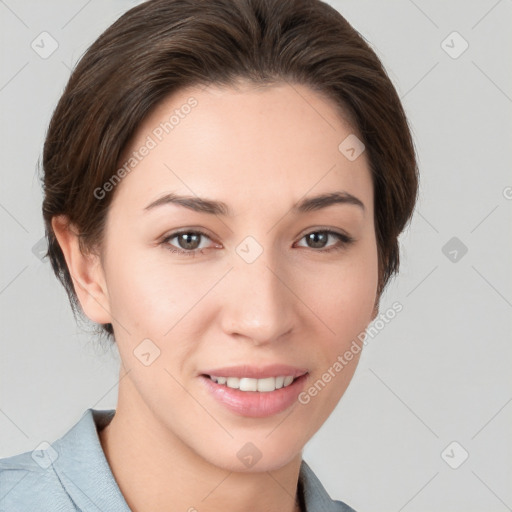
[307,232,327,248]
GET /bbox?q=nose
[218,253,296,345]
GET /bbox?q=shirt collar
[52,408,346,512]
[52,409,131,511]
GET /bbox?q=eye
[160,228,354,256]
[295,229,354,252]
[161,230,218,254]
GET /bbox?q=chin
[193,433,305,474]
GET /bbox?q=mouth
[198,365,310,417]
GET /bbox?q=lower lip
[199,374,309,418]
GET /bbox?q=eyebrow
[143,191,365,215]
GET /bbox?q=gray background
[1,1,511,511]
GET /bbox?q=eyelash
[160,229,355,257]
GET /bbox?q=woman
[0,0,418,510]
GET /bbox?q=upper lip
[200,364,309,379]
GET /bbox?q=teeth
[256,377,274,392]
[283,376,294,387]
[209,375,298,392]
[240,378,258,392]
[226,377,239,389]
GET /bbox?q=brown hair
[41,0,418,339]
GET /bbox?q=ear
[52,215,112,325]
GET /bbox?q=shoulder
[0,449,77,511]
[0,408,119,512]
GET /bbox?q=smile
[199,369,310,418]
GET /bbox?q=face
[92,81,378,471]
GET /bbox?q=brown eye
[176,232,202,250]
[304,232,329,249]
[296,230,354,251]
[162,230,215,254]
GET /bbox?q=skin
[53,81,379,512]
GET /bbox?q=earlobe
[51,215,112,325]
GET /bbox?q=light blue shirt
[0,408,356,511]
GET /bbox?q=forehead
[110,81,373,218]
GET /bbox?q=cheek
[297,243,378,421]
[301,243,378,345]
[104,245,212,336]
[107,249,174,330]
